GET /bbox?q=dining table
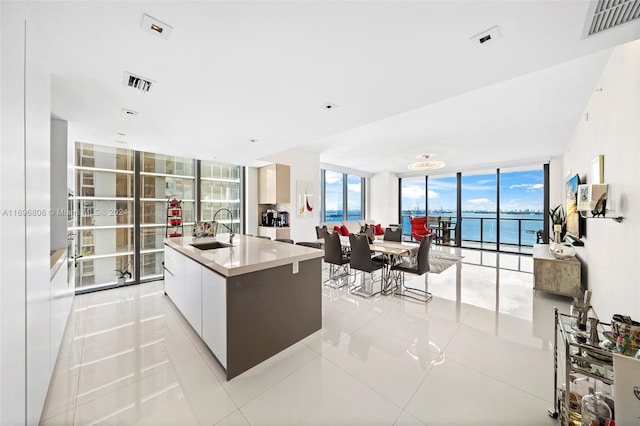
[338,235,419,295]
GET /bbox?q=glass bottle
[581,392,612,426]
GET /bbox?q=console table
[533,244,582,297]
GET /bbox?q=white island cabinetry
[201,267,227,368]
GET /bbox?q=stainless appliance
[279,211,289,227]
[262,209,278,226]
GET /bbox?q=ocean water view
[325,210,544,247]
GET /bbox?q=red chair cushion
[374,224,384,235]
[333,225,343,235]
[341,225,350,236]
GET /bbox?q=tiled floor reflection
[41,248,571,425]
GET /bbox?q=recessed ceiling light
[121,108,139,117]
[322,103,338,110]
[116,132,126,137]
[469,26,501,46]
[249,138,259,143]
[141,14,173,40]
[115,140,126,145]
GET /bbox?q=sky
[401,169,544,213]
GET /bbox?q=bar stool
[296,242,321,249]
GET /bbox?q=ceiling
[26,1,640,175]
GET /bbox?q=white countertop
[164,234,324,277]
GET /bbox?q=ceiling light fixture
[469,26,501,46]
[121,108,139,117]
[322,103,338,110]
[250,138,258,143]
[408,154,445,171]
[141,14,173,40]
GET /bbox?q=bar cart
[549,307,616,425]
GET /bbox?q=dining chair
[383,226,402,242]
[410,216,431,242]
[274,238,294,244]
[296,241,322,249]
[390,234,433,303]
[315,225,329,239]
[322,232,351,288]
[348,233,384,298]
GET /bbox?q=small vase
[549,230,575,259]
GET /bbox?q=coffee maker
[278,211,289,227]
[261,209,278,226]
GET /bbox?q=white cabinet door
[163,246,184,311]
[201,267,227,368]
[50,264,67,372]
[183,258,202,336]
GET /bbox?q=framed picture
[591,154,604,184]
[297,181,315,218]
[565,173,582,238]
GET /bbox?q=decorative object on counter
[114,262,131,285]
[193,221,218,238]
[589,317,600,346]
[549,222,576,260]
[570,290,592,332]
[611,314,640,340]
[166,196,183,237]
[548,204,567,242]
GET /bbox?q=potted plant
[548,205,566,242]
[114,262,131,285]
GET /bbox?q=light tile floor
[41,248,571,425]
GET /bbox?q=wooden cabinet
[533,244,582,297]
[258,164,290,204]
[257,226,291,240]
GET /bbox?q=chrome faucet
[213,208,235,244]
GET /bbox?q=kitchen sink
[190,241,232,250]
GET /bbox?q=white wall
[369,172,399,226]
[261,149,321,243]
[1,3,28,423]
[1,1,52,423]
[561,39,640,320]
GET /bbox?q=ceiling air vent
[123,72,156,93]
[586,0,640,36]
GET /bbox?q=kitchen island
[164,234,323,380]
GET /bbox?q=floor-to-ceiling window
[140,152,196,282]
[200,159,242,234]
[498,167,544,251]
[74,143,243,292]
[75,143,135,290]
[400,176,426,236]
[399,165,545,252]
[461,172,497,249]
[321,170,365,222]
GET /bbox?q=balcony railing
[401,215,544,248]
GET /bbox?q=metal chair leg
[323,263,351,289]
[393,271,433,303]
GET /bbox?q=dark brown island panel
[164,235,323,380]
